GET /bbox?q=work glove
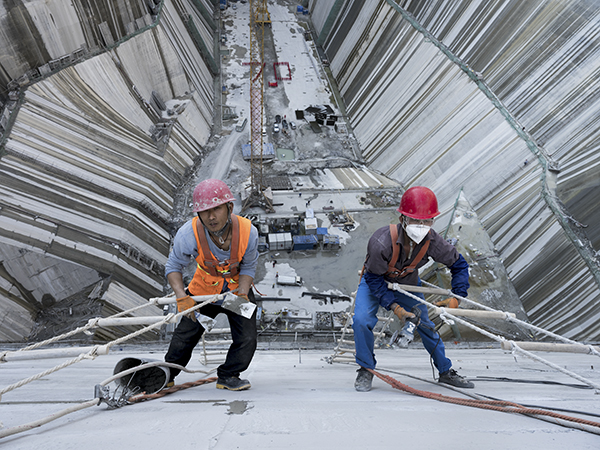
[176,295,195,313]
[391,303,415,324]
[435,297,460,308]
[236,293,250,301]
[230,289,249,302]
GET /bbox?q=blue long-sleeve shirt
[363,224,469,310]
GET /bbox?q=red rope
[127,377,217,403]
[369,369,600,429]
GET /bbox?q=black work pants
[165,293,257,380]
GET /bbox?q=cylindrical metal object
[113,358,170,394]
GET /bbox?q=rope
[0,375,217,439]
[420,279,600,358]
[0,399,101,439]
[0,298,161,361]
[390,283,600,391]
[0,361,216,439]
[127,377,217,403]
[436,311,600,392]
[0,296,218,399]
[369,369,600,435]
[0,345,108,399]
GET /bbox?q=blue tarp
[293,234,318,250]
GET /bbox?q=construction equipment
[389,305,421,348]
[242,0,274,213]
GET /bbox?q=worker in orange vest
[164,179,259,390]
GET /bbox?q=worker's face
[401,215,434,244]
[198,203,231,232]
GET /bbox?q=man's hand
[435,297,460,308]
[230,288,249,302]
[391,303,415,323]
[176,295,195,313]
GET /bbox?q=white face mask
[405,224,430,244]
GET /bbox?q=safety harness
[385,224,430,279]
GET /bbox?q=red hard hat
[398,186,440,219]
[192,179,234,212]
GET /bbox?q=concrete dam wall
[0,0,216,341]
[310,0,600,341]
[1,0,599,343]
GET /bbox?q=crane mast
[242,0,274,213]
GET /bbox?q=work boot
[438,369,474,389]
[354,367,374,392]
[216,376,251,391]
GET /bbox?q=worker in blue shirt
[353,186,474,391]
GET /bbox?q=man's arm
[167,271,187,299]
[363,271,397,310]
[236,274,254,297]
[362,228,398,310]
[449,254,470,298]
[235,225,259,298]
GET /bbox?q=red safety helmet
[192,179,234,212]
[397,186,440,219]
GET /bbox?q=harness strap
[388,224,400,275]
[386,224,430,279]
[195,214,241,278]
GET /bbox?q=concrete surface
[1,348,599,449]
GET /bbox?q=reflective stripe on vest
[188,214,252,295]
[385,224,430,279]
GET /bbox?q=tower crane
[241,0,274,213]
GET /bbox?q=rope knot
[85,346,101,360]
[164,313,176,323]
[84,318,101,336]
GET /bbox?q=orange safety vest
[187,214,252,295]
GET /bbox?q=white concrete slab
[1,348,599,448]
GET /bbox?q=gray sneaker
[354,367,374,392]
[438,369,474,388]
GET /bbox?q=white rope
[504,340,600,392]
[438,311,600,392]
[389,283,600,392]
[420,280,600,358]
[0,299,162,360]
[0,345,109,399]
[0,399,101,439]
[0,360,217,440]
[0,296,221,440]
[0,296,218,399]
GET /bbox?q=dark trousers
[165,292,257,380]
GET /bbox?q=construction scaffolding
[326,295,395,364]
